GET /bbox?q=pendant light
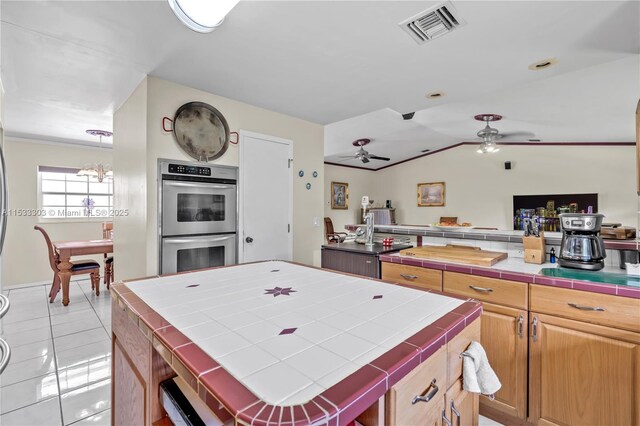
[167,0,240,33]
[77,130,113,183]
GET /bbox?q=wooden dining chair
[102,222,114,289]
[324,217,347,244]
[34,226,101,303]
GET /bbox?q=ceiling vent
[399,2,466,45]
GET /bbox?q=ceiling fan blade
[368,155,390,161]
[338,155,358,159]
[499,131,536,140]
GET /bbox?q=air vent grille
[399,2,466,44]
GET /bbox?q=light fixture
[167,0,240,33]
[78,130,113,183]
[476,138,500,154]
[426,91,444,99]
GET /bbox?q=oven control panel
[168,164,211,177]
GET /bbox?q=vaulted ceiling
[2,1,638,166]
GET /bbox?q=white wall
[325,144,637,230]
[323,165,375,236]
[113,79,148,281]
[2,138,113,287]
[114,77,325,281]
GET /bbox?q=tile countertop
[345,224,639,250]
[379,254,640,299]
[111,261,482,426]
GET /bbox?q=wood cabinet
[113,339,146,425]
[442,272,528,421]
[322,249,379,278]
[529,312,640,426]
[480,303,528,420]
[386,319,480,426]
[381,262,443,291]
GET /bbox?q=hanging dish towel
[461,341,502,398]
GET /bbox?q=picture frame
[417,182,445,207]
[331,181,349,209]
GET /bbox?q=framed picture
[417,182,445,207]
[331,181,349,209]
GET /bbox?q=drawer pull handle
[532,316,538,342]
[400,273,418,280]
[365,260,372,264]
[568,303,605,312]
[469,285,493,293]
[442,409,452,426]
[411,379,438,405]
[451,401,461,426]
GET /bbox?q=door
[479,303,528,420]
[446,378,478,426]
[161,234,237,274]
[529,313,640,426]
[162,180,237,236]
[239,131,292,263]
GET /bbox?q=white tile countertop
[125,261,466,406]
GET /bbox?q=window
[38,166,113,220]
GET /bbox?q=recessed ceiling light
[528,139,541,142]
[528,58,558,71]
[421,149,431,153]
[426,91,445,99]
[167,0,240,33]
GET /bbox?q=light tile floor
[0,278,111,426]
[0,278,504,426]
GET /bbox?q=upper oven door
[162,179,237,236]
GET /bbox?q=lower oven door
[161,234,236,275]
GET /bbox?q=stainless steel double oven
[158,159,238,275]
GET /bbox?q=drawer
[386,344,447,426]
[382,262,443,291]
[443,272,528,309]
[530,284,640,332]
[447,317,481,389]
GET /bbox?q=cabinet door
[113,338,146,426]
[321,249,378,278]
[479,303,528,420]
[446,378,479,426]
[529,313,640,426]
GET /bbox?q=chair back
[102,222,113,239]
[34,226,59,273]
[324,217,337,244]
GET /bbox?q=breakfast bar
[110,261,482,425]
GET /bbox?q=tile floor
[0,277,503,426]
[0,278,111,426]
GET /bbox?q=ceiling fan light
[168,0,240,33]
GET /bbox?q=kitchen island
[111,261,482,426]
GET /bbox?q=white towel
[461,341,502,397]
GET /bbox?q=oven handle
[164,236,236,244]
[163,181,236,190]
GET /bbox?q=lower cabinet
[113,339,146,425]
[479,303,528,420]
[321,249,379,278]
[529,313,640,426]
[386,319,481,426]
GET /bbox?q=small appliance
[558,213,606,271]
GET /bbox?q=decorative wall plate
[172,102,230,162]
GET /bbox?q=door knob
[245,237,254,243]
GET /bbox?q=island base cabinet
[529,313,640,426]
[479,303,528,421]
[321,249,379,278]
[113,340,146,425]
[446,378,478,426]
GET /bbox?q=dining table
[53,239,113,306]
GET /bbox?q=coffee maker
[558,213,606,271]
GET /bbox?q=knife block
[523,234,545,264]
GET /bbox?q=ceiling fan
[474,114,535,154]
[339,139,390,164]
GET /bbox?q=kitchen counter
[111,261,481,425]
[321,242,413,255]
[379,253,640,299]
[346,224,639,250]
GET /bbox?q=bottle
[550,248,556,264]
